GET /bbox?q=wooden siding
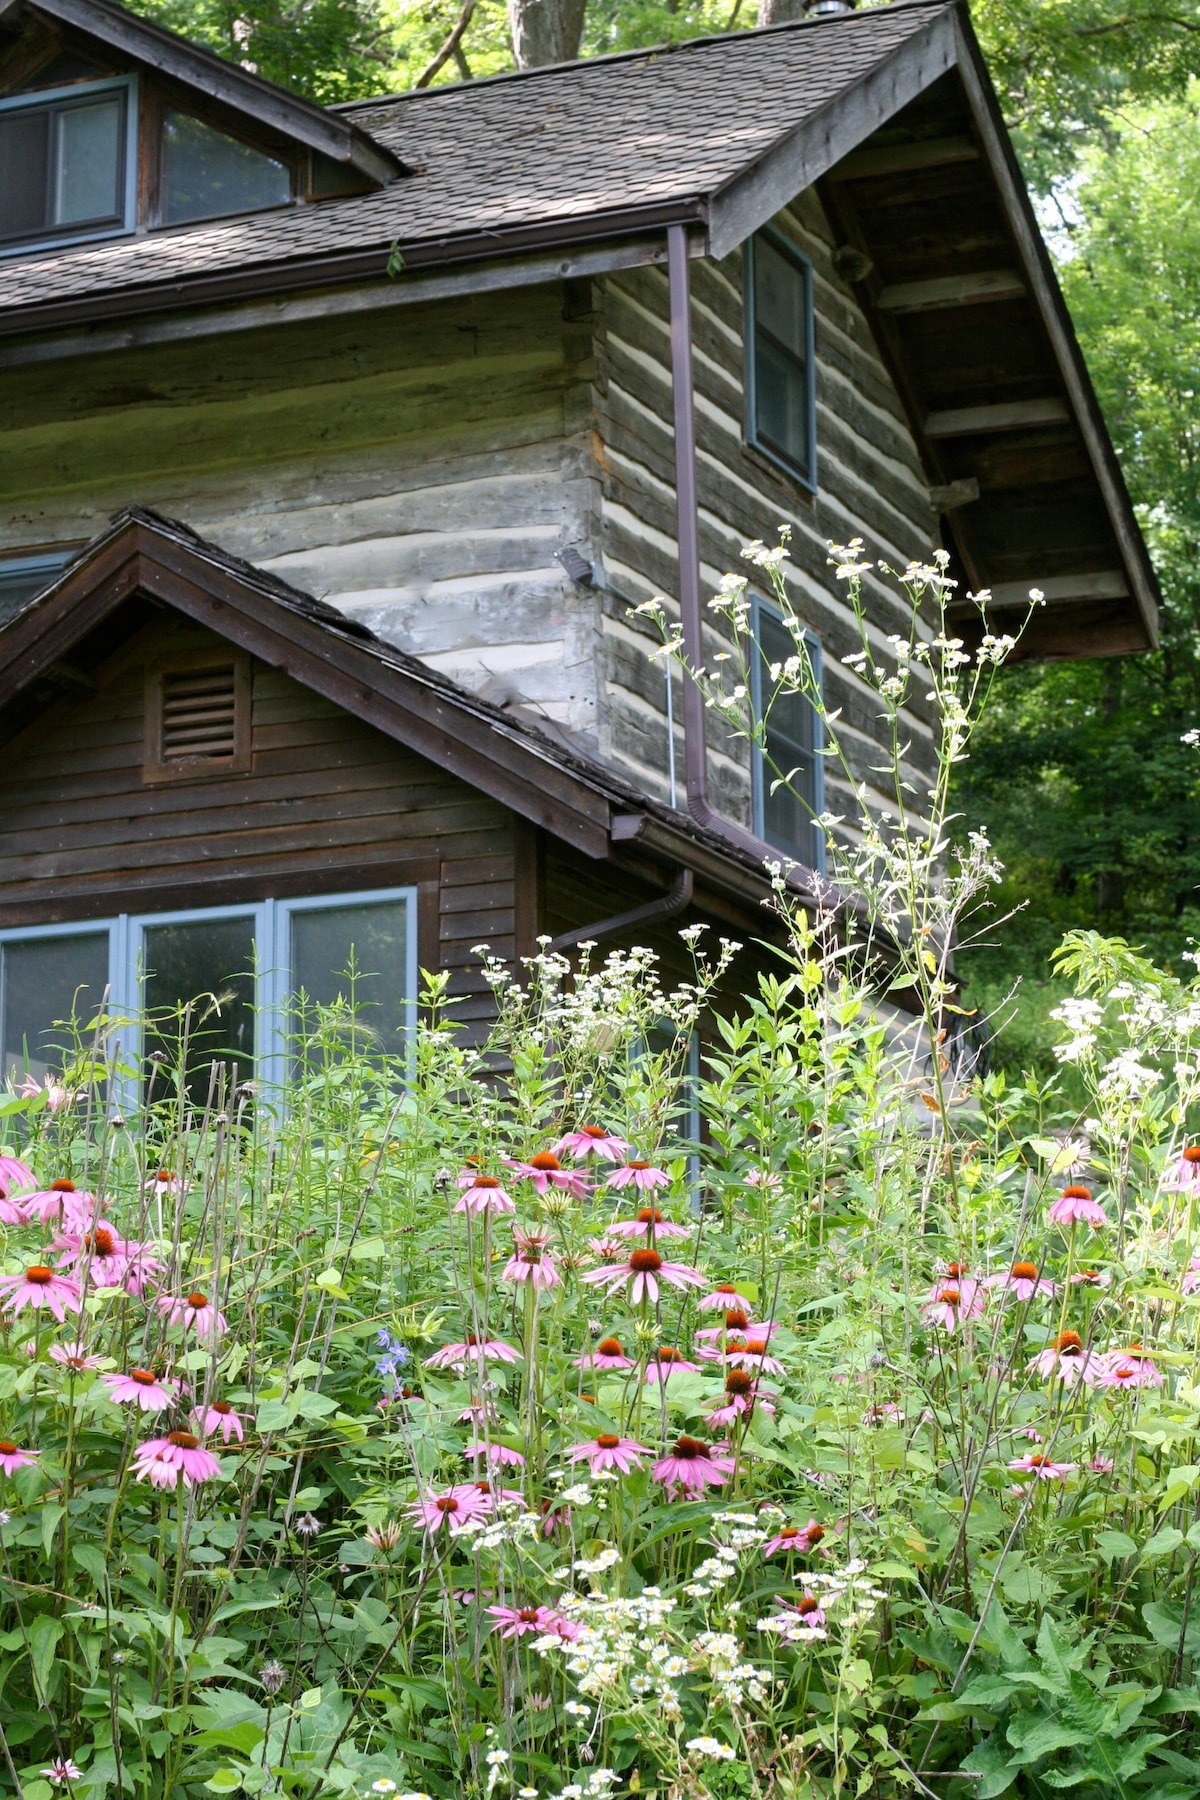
[0,615,520,1040]
[592,188,940,825]
[0,284,603,749]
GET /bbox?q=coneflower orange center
[656,1346,683,1362]
[130,1369,157,1385]
[167,1432,199,1449]
[520,1248,544,1264]
[946,1262,968,1279]
[726,1337,748,1354]
[518,1607,540,1623]
[1011,1262,1039,1280]
[212,1402,232,1415]
[50,1179,75,1193]
[1185,1146,1200,1163]
[807,1523,825,1543]
[187,1292,208,1308]
[1027,1455,1048,1467]
[581,1126,606,1138]
[436,1496,458,1513]
[156,1169,172,1181]
[596,1433,621,1449]
[596,1337,624,1357]
[744,1339,768,1354]
[779,1526,800,1540]
[530,1152,561,1170]
[26,1266,53,1284]
[628,1160,651,1170]
[1078,1269,1101,1282]
[672,1436,707,1459]
[1063,1185,1092,1200]
[714,1283,738,1295]
[89,1228,116,1256]
[798,1595,820,1615]
[636,1207,665,1224]
[938,1287,960,1306]
[629,1248,662,1273]
[1054,1330,1083,1353]
[0,1442,16,1454]
[725,1369,754,1396]
[473,1176,500,1188]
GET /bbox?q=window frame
[748,592,825,875]
[744,226,817,492]
[0,885,419,1104]
[0,73,138,257]
[0,550,73,620]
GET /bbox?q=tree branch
[415,0,478,88]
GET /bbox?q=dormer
[0,0,402,255]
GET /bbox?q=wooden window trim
[748,594,825,874]
[744,226,818,493]
[143,648,252,784]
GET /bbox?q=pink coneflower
[40,1760,83,1785]
[1098,1344,1164,1390]
[145,1169,183,1197]
[48,1341,103,1372]
[723,1336,786,1376]
[405,1486,488,1535]
[0,1156,33,1224]
[1183,1258,1200,1296]
[501,1230,561,1290]
[605,1208,691,1239]
[920,1280,985,1332]
[19,1178,95,1228]
[575,1335,634,1371]
[0,1441,37,1476]
[468,1478,525,1513]
[985,1261,1056,1303]
[424,1335,521,1371]
[695,1307,774,1340]
[552,1125,631,1163]
[465,1440,526,1468]
[1047,1185,1108,1228]
[502,1152,587,1199]
[607,1160,670,1193]
[156,1291,228,1340]
[580,1246,706,1305]
[566,1432,650,1474]
[1008,1453,1075,1481]
[486,1603,580,1641]
[760,1595,827,1639]
[1070,1268,1112,1289]
[194,1401,246,1444]
[652,1435,735,1495]
[454,1173,516,1216]
[1089,1455,1115,1473]
[132,1431,222,1491]
[1163,1145,1200,1191]
[1028,1330,1096,1385]
[100,1369,178,1413]
[707,1369,776,1423]
[0,1264,82,1322]
[121,1250,163,1299]
[53,1224,131,1289]
[698,1283,749,1312]
[762,1518,825,1558]
[643,1346,701,1384]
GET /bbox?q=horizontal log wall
[593,190,940,825]
[0,615,519,1041]
[0,285,603,749]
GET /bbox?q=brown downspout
[546,866,694,955]
[666,221,828,904]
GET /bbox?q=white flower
[686,1737,736,1760]
[486,1750,510,1767]
[371,1784,398,1796]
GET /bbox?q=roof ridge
[335,0,957,113]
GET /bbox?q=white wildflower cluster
[458,1505,544,1550]
[708,570,752,628]
[828,537,872,581]
[976,631,1017,664]
[531,1589,679,1710]
[1098,1049,1161,1101]
[685,1738,737,1761]
[742,531,791,575]
[757,1561,887,1646]
[692,1628,768,1705]
[1182,727,1200,747]
[1050,995,1105,1064]
[685,1512,770,1597]
[551,1775,618,1800]
[572,1545,620,1578]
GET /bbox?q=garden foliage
[5,548,1200,1799]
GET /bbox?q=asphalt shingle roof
[0,0,951,318]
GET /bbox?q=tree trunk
[508,0,588,67]
[756,0,806,23]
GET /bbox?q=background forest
[123,0,1200,1077]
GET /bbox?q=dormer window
[162,109,291,225]
[0,74,135,250]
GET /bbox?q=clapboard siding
[593,189,939,820]
[0,616,521,1041]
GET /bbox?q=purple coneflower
[1028,1329,1097,1385]
[502,1151,587,1198]
[0,1156,33,1224]
[652,1435,734,1496]
[643,1346,701,1384]
[1163,1145,1200,1191]
[469,1478,525,1512]
[920,1280,985,1333]
[464,1440,525,1468]
[133,1431,222,1491]
[760,1595,827,1639]
[566,1433,650,1474]
[405,1486,488,1535]
[1047,1185,1108,1229]
[985,1261,1056,1303]
[194,1401,246,1443]
[156,1291,228,1341]
[707,1369,776,1423]
[1098,1344,1163,1390]
[552,1125,630,1163]
[501,1230,560,1290]
[144,1168,183,1197]
[19,1178,95,1228]
[723,1336,786,1376]
[101,1369,178,1413]
[424,1334,520,1371]
[1183,1258,1200,1296]
[1089,1455,1115,1473]
[0,1442,37,1476]
[53,1224,131,1289]
[1008,1453,1075,1481]
[605,1207,691,1239]
[0,1264,82,1322]
[762,1518,825,1558]
[48,1341,103,1371]
[1069,1267,1111,1289]
[580,1247,706,1306]
[41,1761,83,1785]
[454,1173,516,1216]
[486,1603,580,1641]
[607,1160,670,1193]
[575,1335,634,1370]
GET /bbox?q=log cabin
[0,0,1160,1091]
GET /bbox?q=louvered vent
[161,665,238,762]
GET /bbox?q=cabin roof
[0,0,951,320]
[0,508,786,912]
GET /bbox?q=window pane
[141,916,256,1104]
[162,110,290,225]
[762,765,814,860]
[755,237,805,357]
[0,559,67,626]
[290,900,409,1062]
[757,610,817,862]
[1,933,109,1085]
[755,333,808,469]
[54,96,122,225]
[757,611,812,755]
[0,108,50,240]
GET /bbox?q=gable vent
[161,665,238,761]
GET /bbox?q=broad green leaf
[1095,1530,1138,1561]
[29,1613,64,1701]
[204,1770,243,1793]
[1141,1526,1184,1560]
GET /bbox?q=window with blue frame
[0,75,136,253]
[0,551,73,625]
[745,228,816,488]
[749,596,825,873]
[0,888,418,1104]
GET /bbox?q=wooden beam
[929,477,979,511]
[978,570,1129,609]
[829,134,980,180]
[878,268,1024,312]
[924,398,1071,436]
